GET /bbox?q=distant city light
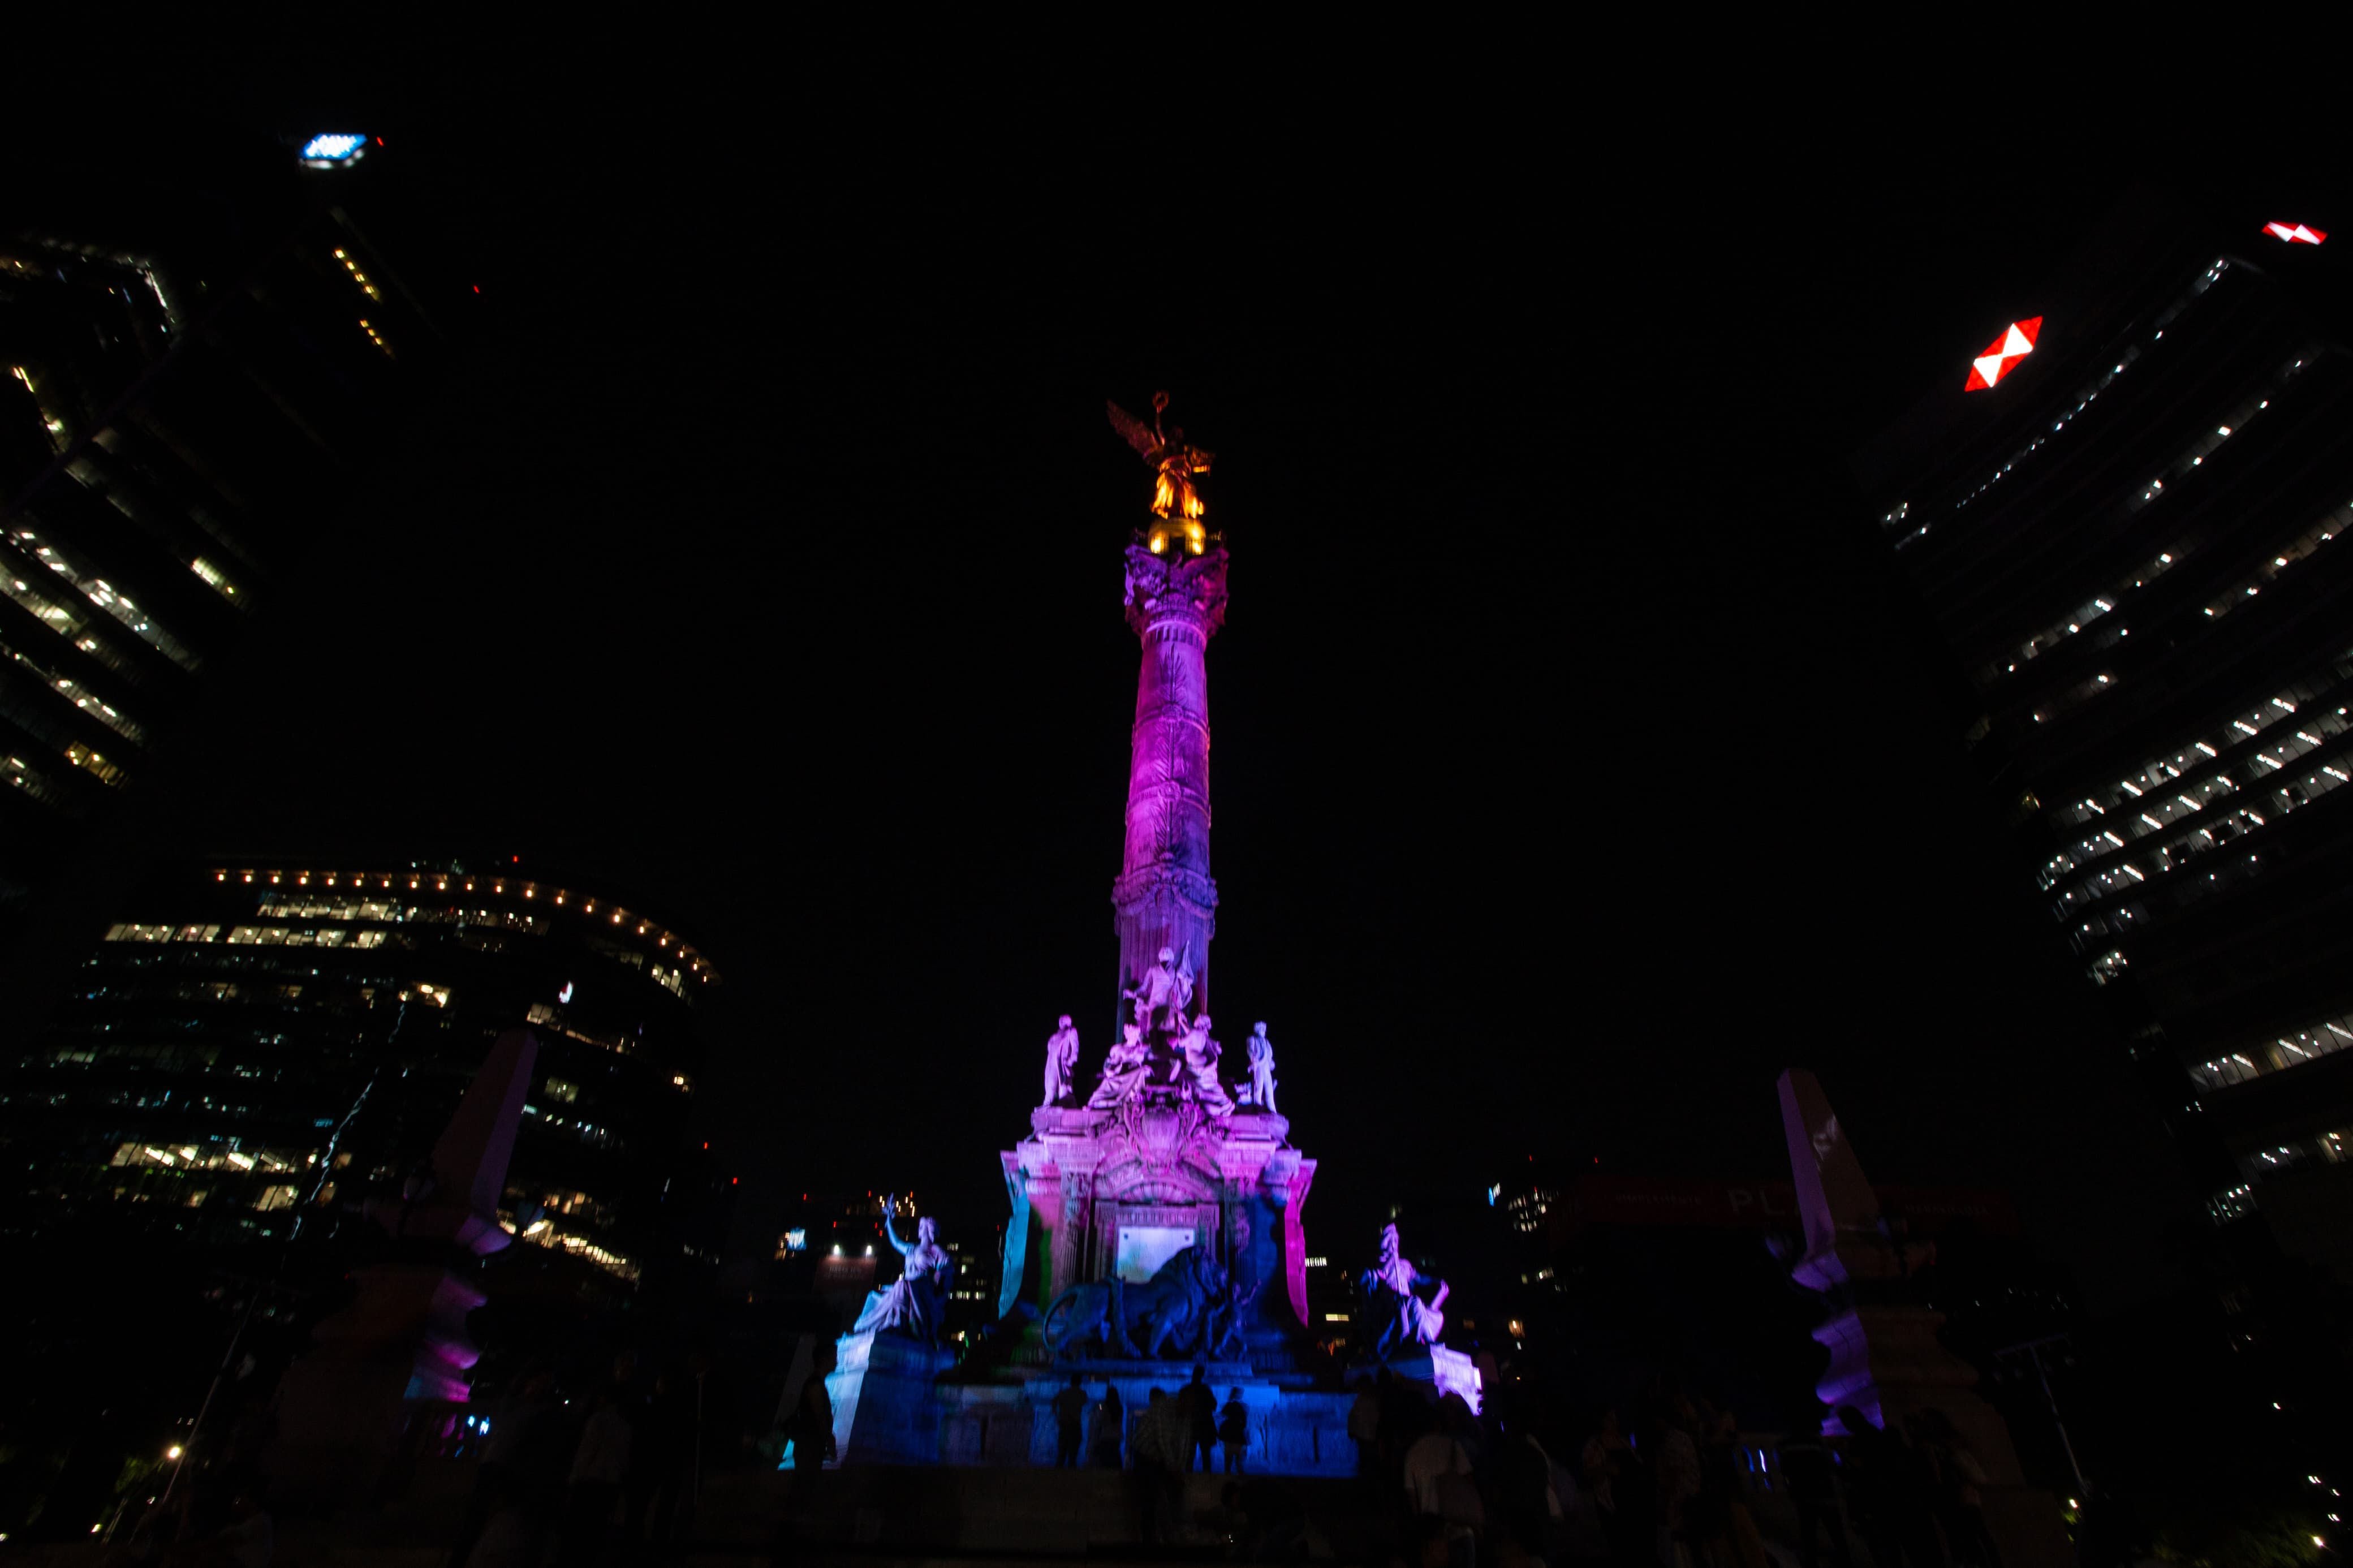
[1964,316,2043,391]
[2263,221,2327,246]
[299,133,369,169]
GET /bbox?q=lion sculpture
[1043,1244,1226,1359]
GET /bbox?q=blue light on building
[300,134,369,168]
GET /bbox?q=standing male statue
[1042,1015,1081,1106]
[1240,1022,1277,1115]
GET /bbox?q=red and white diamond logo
[2263,221,2327,245]
[1964,316,2042,392]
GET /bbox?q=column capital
[1124,544,1228,640]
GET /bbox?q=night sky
[14,56,2317,1316]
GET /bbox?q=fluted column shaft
[1113,544,1227,1015]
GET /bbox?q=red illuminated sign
[2263,221,2327,245]
[1963,316,2042,391]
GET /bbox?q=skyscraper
[0,131,460,953]
[1858,187,2353,1282]
[0,856,722,1297]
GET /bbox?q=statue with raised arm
[1359,1223,1447,1362]
[1130,944,1195,1036]
[1175,1014,1234,1116]
[1042,1015,1080,1107]
[852,1199,954,1345]
[1089,1021,1154,1108]
[1239,1022,1277,1115]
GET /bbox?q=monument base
[981,1358,1354,1475]
[700,1463,1396,1559]
[829,1335,1354,1475]
[827,1330,958,1466]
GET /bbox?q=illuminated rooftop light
[299,133,370,169]
[1964,316,2043,391]
[2263,221,2327,246]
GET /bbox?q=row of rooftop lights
[208,867,712,981]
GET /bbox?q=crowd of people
[1331,1372,2008,1568]
[451,1349,748,1567]
[1045,1366,1258,1543]
[115,1346,2010,1567]
[768,1356,2011,1567]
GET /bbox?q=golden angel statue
[1108,391,1214,554]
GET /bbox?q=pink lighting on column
[1113,542,1229,1010]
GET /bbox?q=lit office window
[188,557,242,602]
[7,526,199,670]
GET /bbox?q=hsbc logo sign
[1964,316,2043,392]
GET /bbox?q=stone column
[1113,543,1227,1013]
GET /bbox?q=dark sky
[18,53,2314,1316]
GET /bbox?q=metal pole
[2029,1343,2090,1500]
[161,1013,397,1503]
[692,1371,707,1535]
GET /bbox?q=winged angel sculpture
[1108,392,1214,551]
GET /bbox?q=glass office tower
[1858,187,2353,1283]
[0,858,722,1296]
[1,132,460,950]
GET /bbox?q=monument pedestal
[830,1338,1358,1475]
[828,1331,958,1466]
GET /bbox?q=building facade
[1856,188,2353,1283]
[0,857,722,1296]
[0,132,459,953]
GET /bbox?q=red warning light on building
[1964,316,2042,391]
[2263,221,2326,246]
